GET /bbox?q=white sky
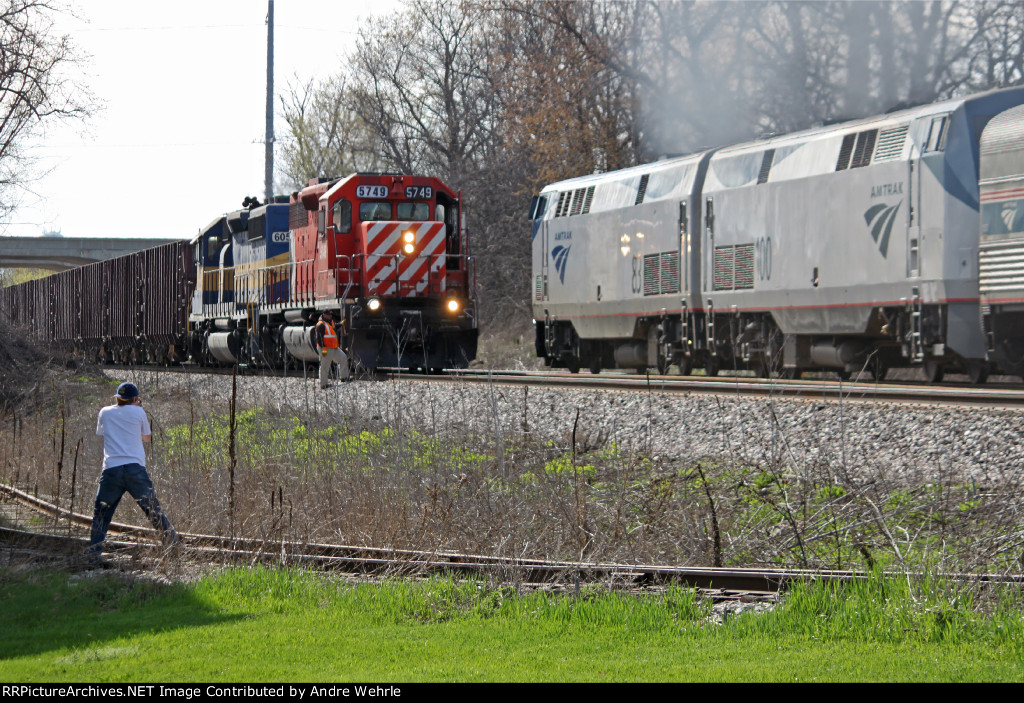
[5,0,400,240]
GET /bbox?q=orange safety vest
[317,319,340,349]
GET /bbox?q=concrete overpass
[0,236,186,271]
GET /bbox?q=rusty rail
[4,482,1022,593]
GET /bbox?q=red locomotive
[3,172,478,374]
[279,172,477,372]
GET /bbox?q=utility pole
[264,0,274,203]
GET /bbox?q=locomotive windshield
[396,202,430,221]
[206,234,224,262]
[359,202,393,221]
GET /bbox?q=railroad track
[103,362,1024,408]
[426,369,1024,407]
[3,482,1021,599]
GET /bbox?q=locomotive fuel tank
[282,325,319,362]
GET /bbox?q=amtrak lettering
[870,182,904,198]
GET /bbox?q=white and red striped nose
[363,221,447,298]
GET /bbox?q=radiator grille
[570,188,586,216]
[660,252,680,293]
[643,254,661,295]
[980,237,1024,294]
[873,125,908,162]
[642,252,681,295]
[713,244,755,291]
[553,186,596,217]
[555,191,570,217]
[289,202,307,230]
[734,245,754,289]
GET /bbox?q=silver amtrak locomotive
[530,87,1024,383]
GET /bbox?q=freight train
[1,173,478,373]
[530,87,1024,384]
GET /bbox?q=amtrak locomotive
[530,87,1024,384]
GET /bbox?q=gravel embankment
[135,370,1024,484]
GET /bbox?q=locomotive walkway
[0,235,182,271]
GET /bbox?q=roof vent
[635,174,650,205]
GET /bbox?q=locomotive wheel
[836,369,851,381]
[705,358,720,377]
[657,354,672,375]
[923,360,944,384]
[782,367,802,380]
[967,361,989,385]
[677,357,693,376]
[868,357,888,382]
[588,357,601,374]
[565,358,581,374]
[760,329,784,378]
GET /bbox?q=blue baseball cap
[115,382,140,400]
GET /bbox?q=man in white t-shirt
[88,382,180,562]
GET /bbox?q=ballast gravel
[139,369,1024,485]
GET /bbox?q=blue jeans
[88,463,178,556]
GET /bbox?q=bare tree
[276,74,382,194]
[0,1,90,222]
[518,0,1024,155]
[347,0,497,189]
[495,1,644,184]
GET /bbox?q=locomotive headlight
[402,230,416,255]
[446,298,461,314]
[402,230,415,243]
[367,297,382,312]
[403,242,416,255]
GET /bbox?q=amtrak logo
[552,245,572,284]
[863,201,901,258]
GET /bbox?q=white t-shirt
[96,404,151,469]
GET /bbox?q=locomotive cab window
[437,192,458,238]
[529,194,548,221]
[359,202,393,221]
[437,192,461,264]
[206,235,224,263]
[925,115,949,153]
[332,200,352,234]
[246,215,265,241]
[397,202,430,221]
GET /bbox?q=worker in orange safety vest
[315,309,350,387]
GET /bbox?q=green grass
[160,409,488,476]
[1,568,1022,681]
